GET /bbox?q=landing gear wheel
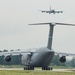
[24,66,34,70]
[42,67,53,70]
[24,67,25,70]
[50,67,53,70]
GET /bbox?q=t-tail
[29,22,75,50]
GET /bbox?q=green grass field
[0,70,75,75]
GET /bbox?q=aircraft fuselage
[22,47,54,67]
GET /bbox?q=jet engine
[59,56,66,63]
[4,55,11,62]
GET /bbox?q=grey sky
[0,0,75,53]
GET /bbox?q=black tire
[50,67,53,70]
[24,67,25,70]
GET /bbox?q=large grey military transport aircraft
[0,22,75,70]
[39,6,63,14]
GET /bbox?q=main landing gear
[42,67,53,70]
[24,66,53,70]
[24,66,34,70]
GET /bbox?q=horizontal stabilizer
[29,23,50,25]
[29,22,75,50]
[29,22,75,26]
[56,23,75,26]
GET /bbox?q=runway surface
[0,68,75,72]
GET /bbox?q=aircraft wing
[55,11,63,13]
[55,51,75,56]
[0,50,36,56]
[39,10,51,13]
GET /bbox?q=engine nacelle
[4,55,11,62]
[59,56,66,63]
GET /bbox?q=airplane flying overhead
[0,22,75,70]
[39,6,63,14]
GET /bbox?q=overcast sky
[0,0,75,53]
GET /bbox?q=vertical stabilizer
[50,6,51,11]
[29,22,75,50]
[47,24,54,50]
